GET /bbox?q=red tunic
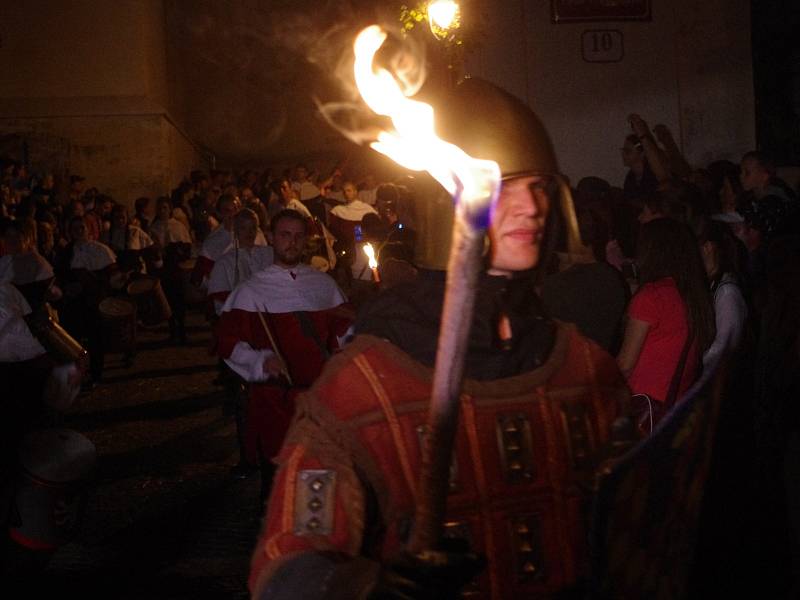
[249,326,628,598]
[216,308,352,462]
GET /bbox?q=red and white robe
[215,264,351,462]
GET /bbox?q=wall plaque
[581,30,624,63]
[552,0,651,23]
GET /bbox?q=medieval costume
[215,264,351,471]
[248,272,627,598]
[248,77,630,599]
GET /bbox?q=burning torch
[362,242,381,283]
[351,25,501,552]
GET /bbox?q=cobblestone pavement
[11,308,264,599]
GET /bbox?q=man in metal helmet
[248,78,628,599]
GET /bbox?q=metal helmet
[435,77,559,180]
[413,77,586,270]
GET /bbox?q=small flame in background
[363,242,378,269]
[352,25,499,211]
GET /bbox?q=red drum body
[10,428,96,551]
[127,276,172,326]
[98,297,137,354]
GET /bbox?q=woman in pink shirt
[617,218,716,430]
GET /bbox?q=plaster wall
[465,0,756,186]
[0,0,168,107]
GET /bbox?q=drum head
[127,276,156,295]
[310,255,331,272]
[19,428,96,483]
[99,297,136,317]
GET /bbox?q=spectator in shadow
[616,218,715,433]
[542,203,629,355]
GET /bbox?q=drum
[126,276,172,326]
[26,308,88,365]
[98,297,137,354]
[10,428,96,550]
[178,259,206,306]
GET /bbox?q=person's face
[739,222,762,251]
[378,199,397,223]
[157,201,171,220]
[271,217,307,267]
[206,187,221,206]
[219,199,239,220]
[720,176,737,212]
[343,182,358,202]
[70,219,88,242]
[101,200,113,215]
[279,181,294,203]
[241,188,254,202]
[235,221,258,249]
[71,202,85,217]
[488,175,551,275]
[113,210,127,228]
[740,157,769,192]
[700,240,718,279]
[621,140,643,168]
[638,204,661,224]
[295,167,308,182]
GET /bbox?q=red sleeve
[628,283,661,326]
[327,303,356,342]
[249,440,364,594]
[214,308,273,359]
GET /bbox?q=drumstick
[256,310,293,386]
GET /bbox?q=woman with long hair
[617,218,715,429]
[691,217,749,381]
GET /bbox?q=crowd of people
[2,80,800,597]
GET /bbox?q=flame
[352,25,499,212]
[363,242,378,269]
[428,1,460,32]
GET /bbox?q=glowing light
[352,25,499,211]
[428,0,459,32]
[363,242,378,269]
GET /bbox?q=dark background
[751,0,800,165]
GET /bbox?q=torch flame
[363,242,378,269]
[353,25,500,213]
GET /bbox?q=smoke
[310,22,429,150]
[167,0,430,161]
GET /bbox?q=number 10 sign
[582,30,624,63]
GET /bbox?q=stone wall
[0,113,204,206]
[0,0,204,207]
